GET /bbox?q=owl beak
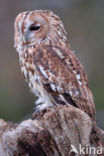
[22,36,26,44]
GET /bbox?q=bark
[0,106,104,156]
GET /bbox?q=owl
[14,10,96,120]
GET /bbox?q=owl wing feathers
[33,45,95,119]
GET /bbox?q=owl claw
[32,104,51,119]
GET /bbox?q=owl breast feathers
[14,10,96,120]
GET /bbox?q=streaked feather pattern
[32,45,95,119]
[14,10,96,120]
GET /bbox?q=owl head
[14,10,68,50]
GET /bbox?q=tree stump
[0,105,104,156]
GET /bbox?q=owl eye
[29,25,40,31]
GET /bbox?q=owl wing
[33,45,95,119]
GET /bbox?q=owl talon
[32,104,51,119]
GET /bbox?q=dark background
[0,0,104,128]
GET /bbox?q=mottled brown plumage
[14,10,96,120]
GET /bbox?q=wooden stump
[0,106,104,156]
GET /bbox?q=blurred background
[0,0,104,128]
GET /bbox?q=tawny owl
[14,10,96,120]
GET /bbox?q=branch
[0,106,104,156]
